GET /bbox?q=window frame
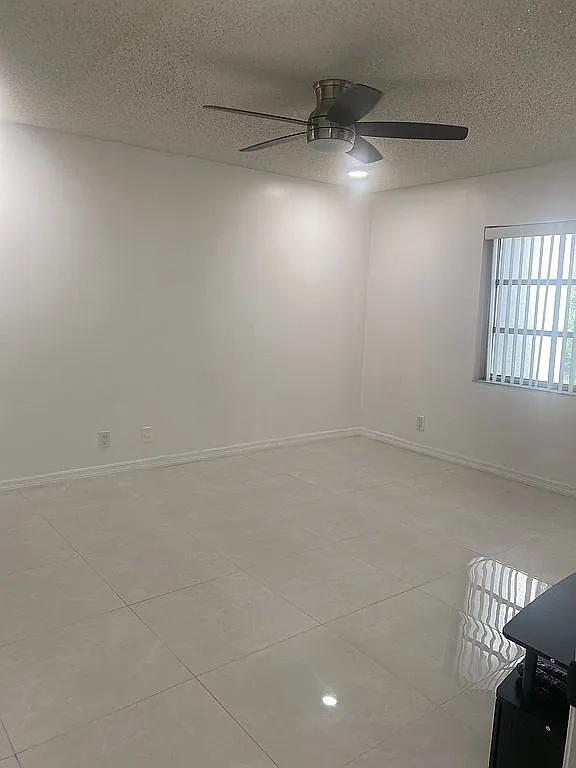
[480,222,576,396]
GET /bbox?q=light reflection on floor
[453,557,549,690]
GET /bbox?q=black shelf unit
[489,571,576,767]
[490,667,568,768]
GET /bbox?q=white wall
[363,162,576,488]
[0,125,370,481]
[5,123,575,489]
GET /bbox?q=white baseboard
[4,424,574,500]
[1,427,361,492]
[361,428,576,499]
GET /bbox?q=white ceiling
[0,0,575,190]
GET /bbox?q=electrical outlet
[141,426,152,443]
[97,430,111,449]
[416,415,426,432]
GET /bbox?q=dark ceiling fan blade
[239,132,307,152]
[204,104,307,127]
[326,84,383,125]
[358,122,469,140]
[347,136,383,164]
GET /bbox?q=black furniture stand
[489,571,576,768]
[489,665,568,767]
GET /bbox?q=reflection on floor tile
[201,627,433,768]
[421,556,549,629]
[329,589,523,704]
[0,436,574,766]
[442,664,515,742]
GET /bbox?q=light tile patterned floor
[1,436,574,766]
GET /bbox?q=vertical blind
[485,224,576,393]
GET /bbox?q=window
[484,221,576,393]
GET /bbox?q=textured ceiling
[0,0,575,190]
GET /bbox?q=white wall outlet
[97,430,111,449]
[141,426,152,443]
[416,415,426,432]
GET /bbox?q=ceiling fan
[204,78,469,164]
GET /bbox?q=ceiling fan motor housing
[307,79,356,153]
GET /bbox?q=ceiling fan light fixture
[347,169,368,179]
[311,136,354,154]
[204,77,469,163]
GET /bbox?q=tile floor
[1,436,575,767]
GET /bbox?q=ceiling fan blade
[358,122,469,140]
[326,84,383,125]
[347,136,383,164]
[239,132,307,152]
[204,104,307,127]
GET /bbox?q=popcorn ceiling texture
[0,0,574,190]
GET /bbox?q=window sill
[473,378,576,399]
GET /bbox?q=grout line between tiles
[235,569,323,624]
[35,520,205,692]
[312,611,445,709]
[0,604,128,652]
[107,534,350,762]
[43,519,130,609]
[438,657,521,711]
[129,573,324,678]
[124,567,241,608]
[339,703,452,767]
[19,477,528,649]
[193,621,323,678]
[0,719,16,761]
[125,603,197,678]
[13,678,195,760]
[41,519,201,690]
[409,556,485,592]
[190,590,421,681]
[33,511,493,660]
[0,552,82,583]
[195,677,281,768]
[3,438,557,765]
[319,585,419,628]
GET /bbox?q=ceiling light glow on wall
[322,695,338,707]
[347,170,368,179]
